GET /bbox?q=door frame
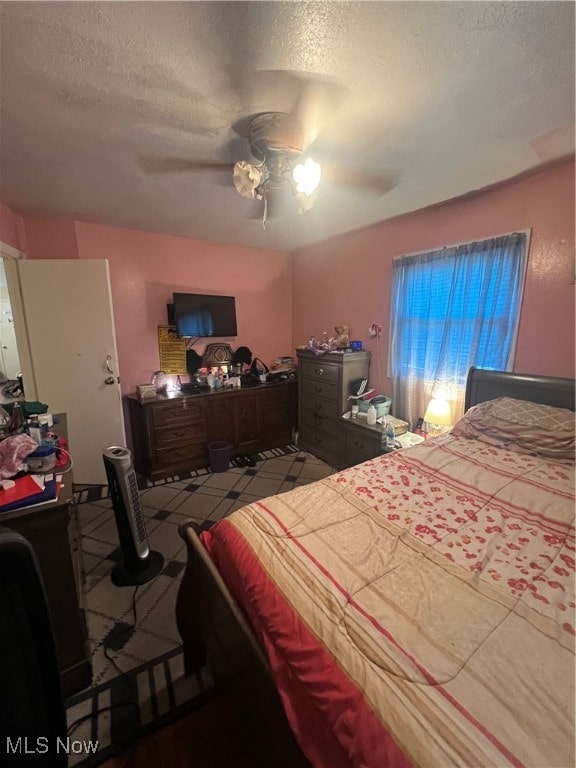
[0,241,37,401]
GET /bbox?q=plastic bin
[208,441,232,473]
[358,396,392,418]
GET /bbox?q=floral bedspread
[203,434,575,768]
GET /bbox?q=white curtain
[388,232,528,428]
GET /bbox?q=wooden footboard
[176,520,311,767]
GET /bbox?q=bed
[176,366,575,767]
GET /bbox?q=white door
[14,259,126,485]
[0,257,21,379]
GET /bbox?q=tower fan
[103,446,164,586]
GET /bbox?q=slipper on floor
[234,456,247,467]
[244,455,256,467]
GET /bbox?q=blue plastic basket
[358,396,392,418]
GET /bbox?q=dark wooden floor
[100,692,280,768]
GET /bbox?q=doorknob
[104,376,115,385]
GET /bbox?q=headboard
[465,366,575,412]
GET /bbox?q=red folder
[0,474,60,512]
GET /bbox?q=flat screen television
[172,293,238,338]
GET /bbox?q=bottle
[38,414,52,434]
[367,404,377,426]
[26,417,42,445]
[386,421,396,448]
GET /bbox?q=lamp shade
[202,343,234,368]
[424,398,452,426]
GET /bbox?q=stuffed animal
[305,325,351,355]
[333,325,350,349]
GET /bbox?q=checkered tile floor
[77,447,334,688]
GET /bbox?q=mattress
[202,433,575,767]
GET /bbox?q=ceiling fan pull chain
[262,188,268,229]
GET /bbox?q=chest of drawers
[296,349,371,467]
[126,380,297,480]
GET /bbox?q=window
[389,232,528,426]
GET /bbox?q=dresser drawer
[301,395,340,419]
[150,398,206,428]
[299,359,340,385]
[343,433,379,465]
[300,377,339,404]
[154,422,206,447]
[155,442,207,470]
[298,427,339,465]
[300,409,339,439]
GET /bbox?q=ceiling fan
[232,111,321,223]
[140,71,396,225]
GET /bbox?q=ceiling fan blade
[322,165,399,197]
[230,70,347,147]
[139,135,248,184]
[139,158,232,174]
[289,73,348,149]
[30,68,232,140]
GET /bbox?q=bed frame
[464,366,575,412]
[176,366,575,766]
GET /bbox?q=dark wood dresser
[0,414,92,697]
[297,349,371,467]
[126,379,297,480]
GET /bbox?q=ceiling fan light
[296,188,319,213]
[233,161,262,199]
[292,157,321,196]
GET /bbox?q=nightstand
[339,415,424,468]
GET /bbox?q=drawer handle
[315,368,323,376]
[314,385,323,393]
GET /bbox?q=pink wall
[73,223,292,394]
[1,157,574,405]
[292,159,575,396]
[0,201,27,251]
[0,204,293,396]
[23,216,80,259]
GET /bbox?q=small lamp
[202,343,234,373]
[424,398,452,437]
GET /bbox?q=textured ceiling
[0,2,574,252]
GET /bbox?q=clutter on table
[0,403,70,512]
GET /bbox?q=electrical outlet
[368,323,382,338]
